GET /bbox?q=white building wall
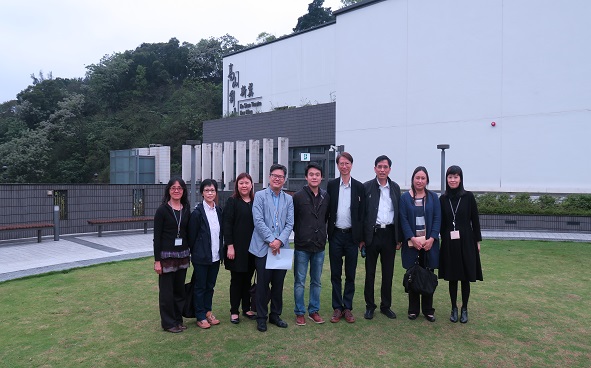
[223,25,336,115]
[336,0,591,193]
[222,0,591,193]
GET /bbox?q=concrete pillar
[249,139,260,184]
[194,145,202,183]
[201,143,212,180]
[223,141,235,190]
[278,137,289,167]
[262,138,274,189]
[212,143,223,185]
[236,140,247,177]
[182,145,191,182]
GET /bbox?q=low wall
[479,214,591,233]
[0,185,233,241]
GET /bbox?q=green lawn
[1,240,590,367]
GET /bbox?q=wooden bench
[87,217,153,237]
[0,223,54,243]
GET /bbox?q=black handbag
[403,252,438,295]
[182,269,196,318]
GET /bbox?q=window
[54,190,68,220]
[132,189,145,216]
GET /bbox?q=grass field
[1,240,590,367]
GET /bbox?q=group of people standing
[153,153,483,333]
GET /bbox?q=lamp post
[437,144,450,194]
[186,139,201,209]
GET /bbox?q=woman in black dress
[439,165,483,323]
[153,177,190,333]
[223,172,256,324]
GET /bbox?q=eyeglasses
[203,189,217,193]
[170,187,184,192]
[270,174,285,180]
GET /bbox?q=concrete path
[1,229,590,283]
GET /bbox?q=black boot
[460,307,468,323]
[450,307,458,323]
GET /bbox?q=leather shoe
[380,308,397,319]
[257,320,267,332]
[408,313,418,320]
[364,308,375,320]
[269,317,288,328]
[330,309,342,323]
[450,307,458,323]
[164,326,182,333]
[460,308,468,323]
[242,311,257,320]
[343,309,355,323]
[425,314,436,322]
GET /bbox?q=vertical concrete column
[212,143,223,185]
[235,140,247,177]
[249,139,260,184]
[201,143,212,180]
[262,138,274,189]
[223,141,235,190]
[278,137,289,167]
[181,145,191,182]
[195,145,202,183]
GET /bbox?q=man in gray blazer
[249,164,294,332]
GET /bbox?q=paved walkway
[1,229,590,283]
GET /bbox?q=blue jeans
[294,249,325,316]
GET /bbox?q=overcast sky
[0,0,343,103]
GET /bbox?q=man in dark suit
[362,155,403,320]
[327,152,365,323]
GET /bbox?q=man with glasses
[362,155,403,320]
[249,164,294,332]
[327,152,365,323]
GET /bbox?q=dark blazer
[153,203,190,261]
[327,176,365,245]
[362,177,403,246]
[400,190,441,269]
[222,196,254,272]
[188,202,223,266]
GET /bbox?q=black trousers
[364,227,396,310]
[329,230,359,311]
[229,258,256,315]
[255,255,287,321]
[158,268,187,329]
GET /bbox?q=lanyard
[448,197,462,231]
[170,204,182,238]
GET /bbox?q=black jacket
[188,202,224,265]
[327,176,365,245]
[363,177,403,246]
[293,186,330,252]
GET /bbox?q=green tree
[256,32,277,44]
[293,0,335,33]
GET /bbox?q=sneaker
[206,311,220,325]
[330,309,342,323]
[196,319,211,329]
[308,312,325,324]
[343,309,355,323]
[296,314,306,326]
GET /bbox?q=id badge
[450,230,460,240]
[174,238,183,246]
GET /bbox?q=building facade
[217,0,591,193]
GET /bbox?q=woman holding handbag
[400,166,441,322]
[223,173,257,324]
[439,165,483,323]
